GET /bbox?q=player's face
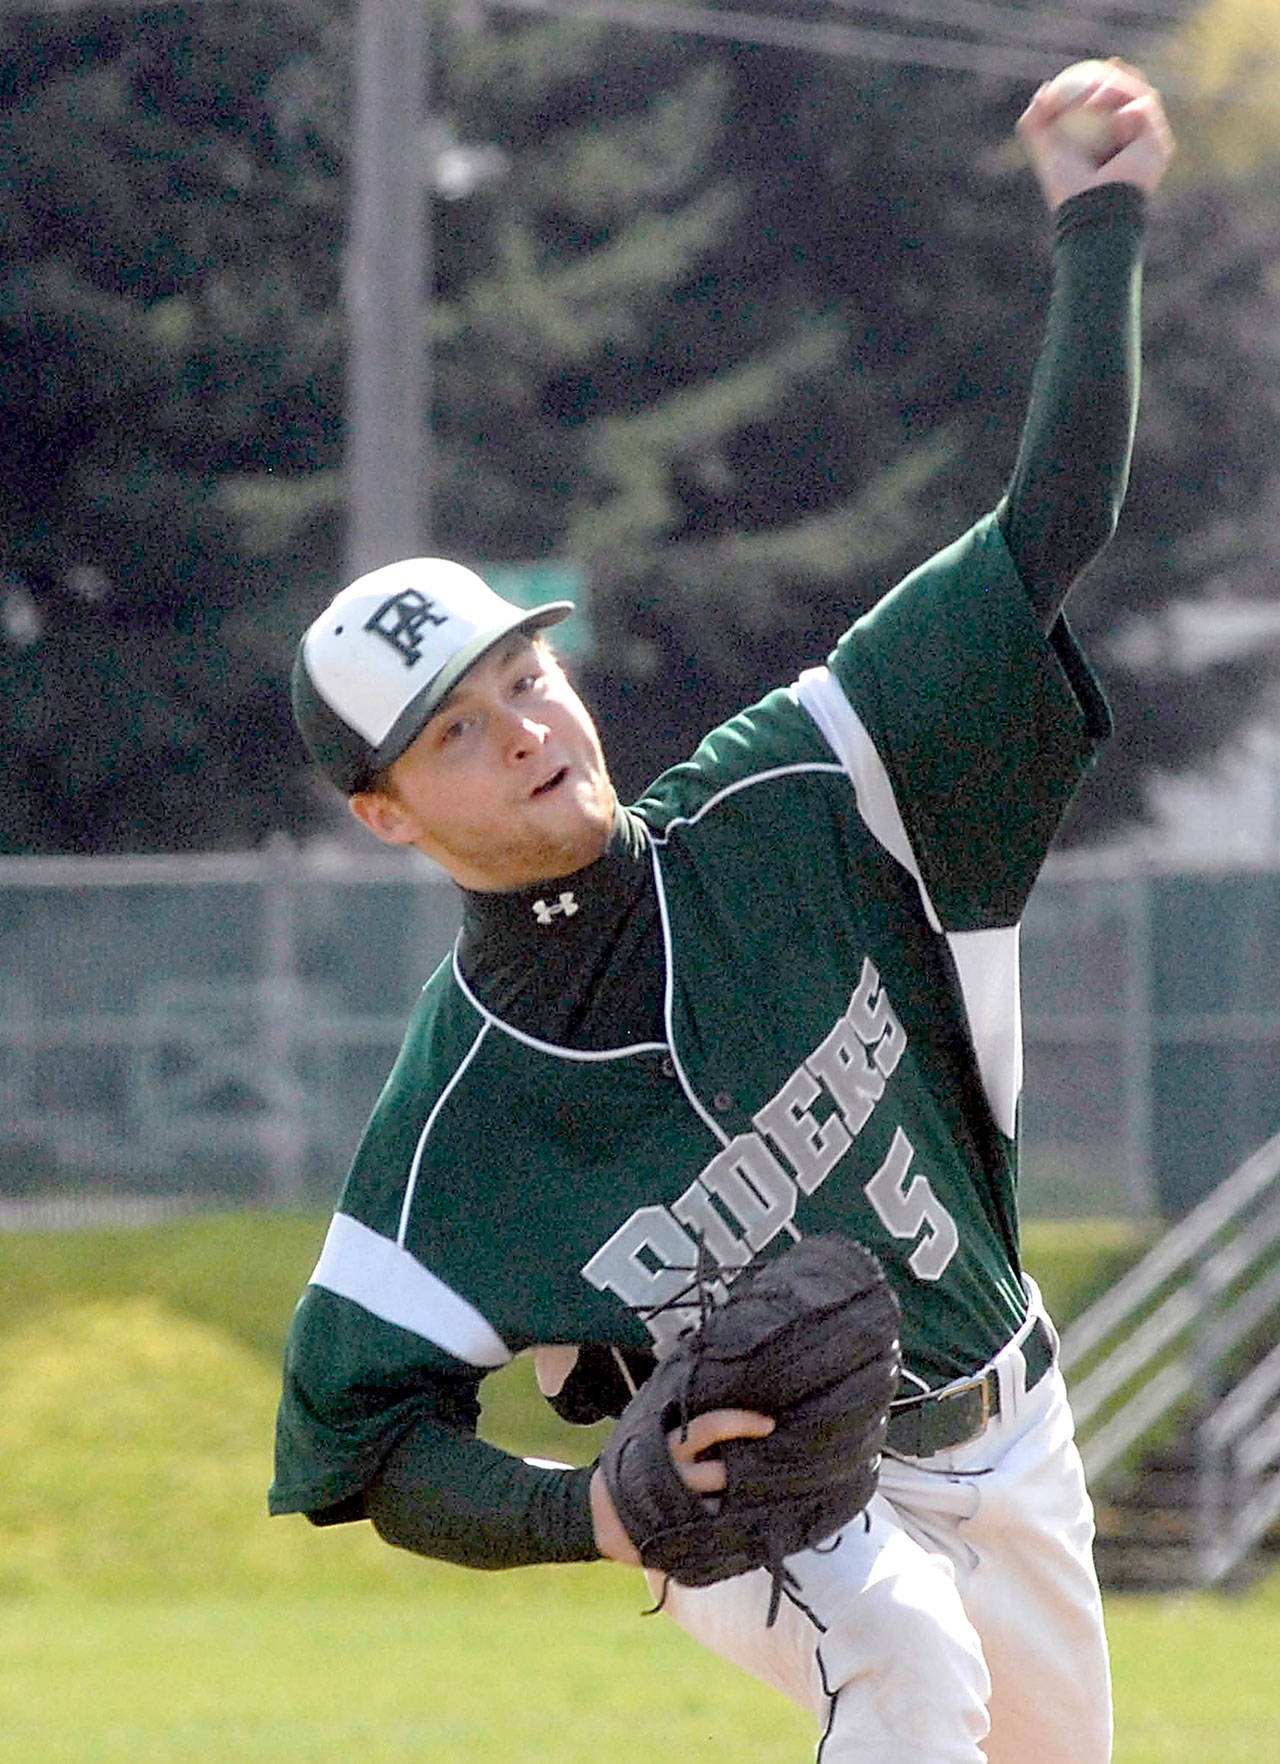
[349,635,617,891]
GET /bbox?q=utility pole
[346,0,430,580]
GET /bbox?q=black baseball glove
[598,1234,901,1623]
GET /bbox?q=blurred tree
[1052,0,1280,840]
[3,4,1280,849]
[571,39,1280,833]
[1169,0,1280,176]
[0,3,346,850]
[422,36,1057,798]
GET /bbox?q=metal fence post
[1191,1253,1228,1583]
[1121,871,1156,1215]
[259,838,305,1205]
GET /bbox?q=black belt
[885,1315,1055,1458]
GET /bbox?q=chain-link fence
[2,844,1277,1222]
[0,844,457,1215]
[1022,854,1280,1218]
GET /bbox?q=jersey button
[712,1090,733,1113]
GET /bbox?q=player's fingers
[670,1409,774,1494]
[1098,93,1177,186]
[1115,91,1175,149]
[1015,84,1052,137]
[1019,59,1155,137]
[1099,57,1160,100]
[677,1455,728,1495]
[1091,63,1151,108]
[671,1407,775,1456]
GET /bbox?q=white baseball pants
[647,1293,1111,1764]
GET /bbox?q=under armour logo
[532,892,579,925]
[364,589,448,668]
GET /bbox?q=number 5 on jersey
[864,1126,959,1280]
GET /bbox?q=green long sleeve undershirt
[346,181,1149,1575]
[998,181,1146,629]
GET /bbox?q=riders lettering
[582,957,960,1346]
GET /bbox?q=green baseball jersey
[271,510,1110,1534]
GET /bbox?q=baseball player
[272,65,1174,1763]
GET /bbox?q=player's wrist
[589,1465,641,1565]
[1053,182,1148,242]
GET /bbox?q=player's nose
[501,711,551,762]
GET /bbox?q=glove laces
[632,1235,809,1627]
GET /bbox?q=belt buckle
[952,1372,993,1444]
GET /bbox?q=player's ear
[348,788,420,847]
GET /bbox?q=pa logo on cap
[363,589,448,669]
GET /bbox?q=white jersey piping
[398,1015,491,1244]
[449,939,667,1062]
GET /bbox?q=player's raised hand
[1018,59,1175,211]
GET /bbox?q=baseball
[1045,60,1121,159]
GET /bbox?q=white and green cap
[291,558,573,793]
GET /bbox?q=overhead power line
[812,0,1185,51]
[0,0,1212,98]
[481,0,1185,88]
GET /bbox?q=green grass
[6,1211,1274,1763]
[0,1211,324,1362]
[0,1578,817,1763]
[1021,1215,1159,1321]
[0,1575,1278,1762]
[1109,1576,1280,1763]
